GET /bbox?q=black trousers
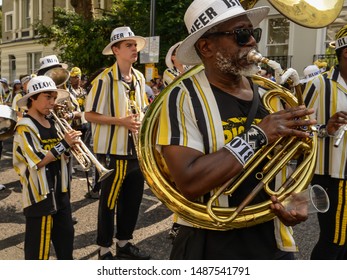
[170,225,294,260]
[310,175,347,260]
[24,193,74,260]
[96,155,144,247]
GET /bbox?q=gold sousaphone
[139,64,317,230]
[243,0,343,28]
[138,0,342,230]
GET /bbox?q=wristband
[224,125,268,166]
[239,125,268,150]
[51,139,70,159]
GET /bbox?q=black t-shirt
[212,83,271,206]
[23,115,68,217]
[194,83,290,259]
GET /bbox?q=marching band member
[85,26,150,260]
[304,24,347,260]
[163,41,186,87]
[12,76,81,259]
[0,78,12,105]
[156,0,315,260]
[68,67,89,145]
[12,75,35,118]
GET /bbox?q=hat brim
[17,89,70,109]
[102,36,147,55]
[300,76,319,84]
[39,63,68,71]
[165,41,182,69]
[177,6,270,65]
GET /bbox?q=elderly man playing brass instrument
[156,0,316,260]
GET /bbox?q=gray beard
[215,50,259,77]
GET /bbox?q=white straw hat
[17,76,69,109]
[102,26,147,55]
[300,65,321,84]
[176,0,270,65]
[165,41,183,69]
[39,55,68,71]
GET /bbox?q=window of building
[22,0,31,29]
[5,13,14,32]
[27,52,42,74]
[9,55,17,83]
[266,17,290,67]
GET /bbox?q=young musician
[85,26,150,260]
[13,76,81,259]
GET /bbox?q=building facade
[255,0,347,76]
[0,0,113,82]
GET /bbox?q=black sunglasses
[204,28,262,46]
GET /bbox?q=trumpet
[50,109,114,182]
[127,92,141,156]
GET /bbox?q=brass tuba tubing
[50,110,114,182]
[138,64,318,230]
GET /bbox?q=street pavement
[0,137,319,260]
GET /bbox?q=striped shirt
[13,117,69,209]
[85,62,148,155]
[304,65,347,179]
[157,66,297,251]
[163,67,181,87]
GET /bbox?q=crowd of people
[1,0,347,260]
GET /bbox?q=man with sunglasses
[156,0,316,260]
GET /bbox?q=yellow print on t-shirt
[42,137,60,151]
[222,117,262,144]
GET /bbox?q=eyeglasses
[204,28,262,46]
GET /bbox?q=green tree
[111,0,190,73]
[34,0,191,76]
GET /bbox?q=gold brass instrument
[127,91,141,156]
[45,67,70,87]
[137,0,339,230]
[50,108,114,182]
[138,64,317,230]
[0,104,17,141]
[241,0,343,28]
